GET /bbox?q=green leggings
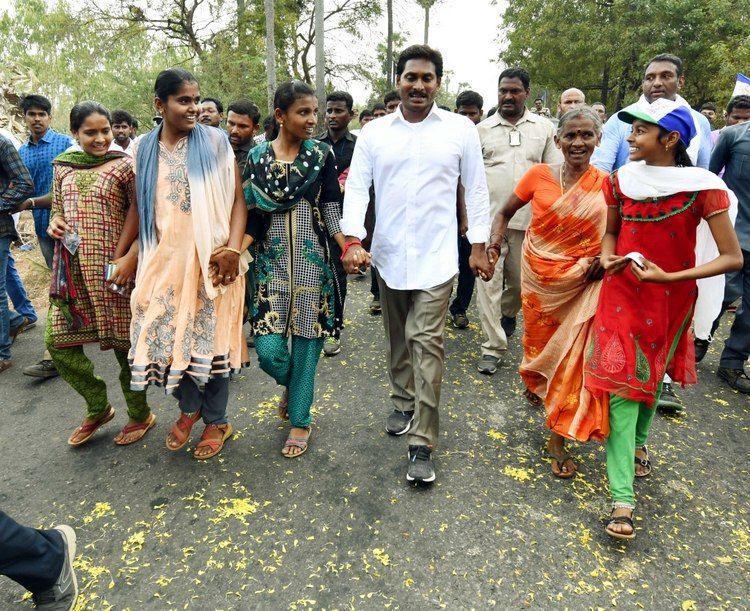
[606,384,662,508]
[46,324,149,422]
[254,334,324,428]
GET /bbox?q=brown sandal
[546,450,578,479]
[194,423,233,460]
[114,413,157,446]
[166,411,202,451]
[68,405,116,447]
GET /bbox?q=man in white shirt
[341,45,492,484]
[109,109,135,156]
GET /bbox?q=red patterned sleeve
[699,189,731,220]
[602,174,619,208]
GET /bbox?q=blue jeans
[0,510,63,594]
[720,249,750,368]
[6,252,37,323]
[174,375,230,425]
[1,236,25,361]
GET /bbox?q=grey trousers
[378,275,454,447]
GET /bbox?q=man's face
[372,108,386,118]
[559,89,585,115]
[727,107,750,126]
[360,115,373,126]
[396,59,440,116]
[498,77,529,120]
[199,101,222,127]
[592,103,607,122]
[534,99,543,110]
[701,108,716,125]
[24,106,51,139]
[385,99,400,114]
[112,122,132,146]
[457,104,482,125]
[325,101,353,133]
[642,61,683,103]
[130,125,138,138]
[226,110,257,148]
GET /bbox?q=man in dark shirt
[316,91,356,356]
[710,117,750,392]
[226,98,261,174]
[0,134,34,372]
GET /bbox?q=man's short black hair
[498,68,530,90]
[383,90,400,105]
[326,91,354,112]
[20,94,52,115]
[227,98,261,125]
[487,106,497,117]
[701,102,717,112]
[455,90,484,111]
[646,53,683,77]
[534,97,544,103]
[359,109,373,121]
[727,94,750,114]
[262,115,275,129]
[132,117,139,130]
[395,44,444,79]
[111,109,134,126]
[201,97,224,114]
[372,103,386,112]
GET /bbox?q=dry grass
[11,242,50,314]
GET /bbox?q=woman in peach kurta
[487,107,607,478]
[115,68,248,460]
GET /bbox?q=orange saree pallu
[519,166,608,442]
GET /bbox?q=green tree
[500,0,750,111]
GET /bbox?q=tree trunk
[601,63,610,106]
[386,0,393,86]
[424,6,429,44]
[264,0,276,115]
[315,0,326,124]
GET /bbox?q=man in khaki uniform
[475,68,562,374]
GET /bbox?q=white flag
[732,73,750,97]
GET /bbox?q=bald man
[557,88,585,117]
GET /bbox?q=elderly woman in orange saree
[487,107,607,477]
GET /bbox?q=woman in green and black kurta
[243,81,345,457]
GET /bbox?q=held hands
[47,215,72,240]
[600,254,629,273]
[108,251,138,287]
[342,243,371,275]
[583,257,605,282]
[470,244,494,282]
[209,247,240,287]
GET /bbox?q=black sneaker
[694,338,709,363]
[32,525,78,610]
[407,445,435,483]
[22,359,59,379]
[386,409,414,436]
[657,383,684,414]
[717,366,750,394]
[451,311,469,329]
[501,315,517,338]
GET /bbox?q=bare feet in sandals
[282,426,310,458]
[68,405,116,446]
[635,445,652,477]
[166,411,201,451]
[605,506,635,540]
[114,413,156,445]
[194,423,233,460]
[546,432,577,478]
[524,388,542,406]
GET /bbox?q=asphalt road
[1,274,749,609]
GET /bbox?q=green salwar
[45,317,149,422]
[254,334,324,428]
[606,384,662,508]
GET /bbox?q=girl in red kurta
[583,100,742,540]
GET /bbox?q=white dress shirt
[341,104,490,291]
[109,139,135,156]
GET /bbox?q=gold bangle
[224,247,242,256]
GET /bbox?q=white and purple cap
[618,98,697,147]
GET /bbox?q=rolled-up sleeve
[460,124,490,244]
[340,129,373,240]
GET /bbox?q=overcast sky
[334,0,508,110]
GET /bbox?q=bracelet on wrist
[224,247,242,256]
[340,239,362,261]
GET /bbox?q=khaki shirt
[477,109,561,230]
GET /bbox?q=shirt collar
[27,128,57,146]
[492,108,537,128]
[393,103,442,125]
[317,129,355,144]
